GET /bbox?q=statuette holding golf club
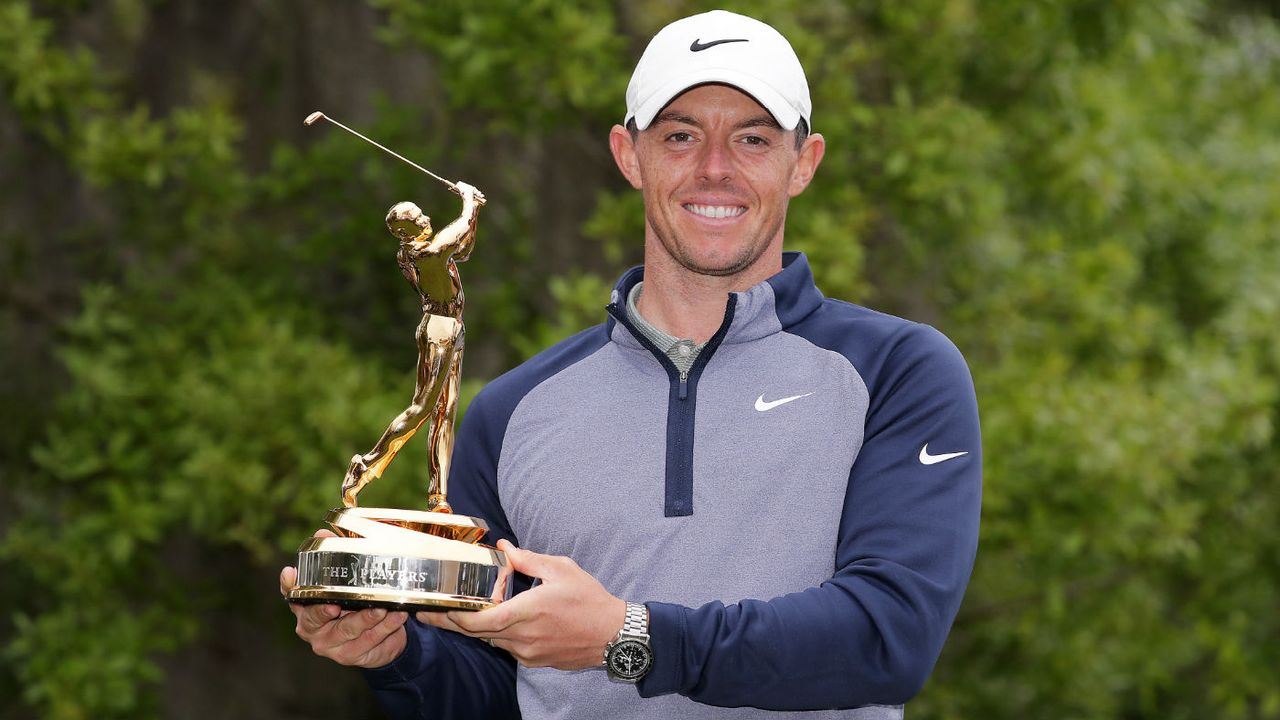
[286,111,511,611]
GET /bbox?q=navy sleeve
[364,619,519,718]
[636,323,982,708]
[362,384,527,719]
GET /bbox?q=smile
[682,203,747,219]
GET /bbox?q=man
[281,10,981,719]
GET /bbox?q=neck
[636,244,783,345]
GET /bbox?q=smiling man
[283,10,982,719]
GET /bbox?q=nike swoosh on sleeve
[918,444,969,465]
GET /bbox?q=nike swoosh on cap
[755,393,812,412]
[690,38,749,52]
[919,444,969,465]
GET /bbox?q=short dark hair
[792,118,810,151]
[627,117,809,152]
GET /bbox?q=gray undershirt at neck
[625,282,704,375]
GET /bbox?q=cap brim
[628,67,803,131]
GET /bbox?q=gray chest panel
[497,331,879,718]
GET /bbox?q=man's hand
[280,530,410,669]
[420,539,625,670]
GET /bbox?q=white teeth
[684,204,746,219]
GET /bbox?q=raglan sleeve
[636,323,982,709]
[362,386,527,719]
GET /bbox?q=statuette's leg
[340,312,463,508]
[427,330,463,513]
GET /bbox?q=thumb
[279,566,298,596]
[497,539,561,581]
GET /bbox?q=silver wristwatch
[603,601,653,683]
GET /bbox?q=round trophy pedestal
[286,509,513,612]
[288,588,497,612]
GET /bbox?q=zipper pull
[679,369,689,400]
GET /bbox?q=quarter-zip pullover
[365,252,982,719]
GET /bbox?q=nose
[696,139,734,183]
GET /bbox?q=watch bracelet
[622,601,649,637]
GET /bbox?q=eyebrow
[735,115,783,131]
[650,111,783,132]
[652,111,700,127]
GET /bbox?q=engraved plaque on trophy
[285,112,512,611]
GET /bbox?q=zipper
[607,294,738,516]
[606,303,682,380]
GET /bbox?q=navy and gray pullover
[365,252,983,719]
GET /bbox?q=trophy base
[288,586,498,612]
[286,508,513,612]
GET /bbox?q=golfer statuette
[286,111,512,612]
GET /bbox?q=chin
[675,248,763,277]
[651,218,775,279]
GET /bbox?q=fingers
[279,564,328,624]
[296,602,342,634]
[355,610,409,659]
[497,539,574,581]
[279,566,297,596]
[296,605,396,647]
[417,602,517,636]
[328,607,388,645]
[306,607,410,667]
[418,609,464,633]
[415,541,615,670]
[418,610,509,655]
[318,608,403,651]
[449,596,529,635]
[283,529,413,668]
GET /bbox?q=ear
[609,124,644,190]
[788,132,826,197]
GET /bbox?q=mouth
[682,203,747,220]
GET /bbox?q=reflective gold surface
[287,510,512,610]
[329,507,489,544]
[289,534,512,611]
[340,185,485,510]
[324,510,498,564]
[288,113,504,612]
[287,587,498,612]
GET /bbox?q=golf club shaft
[305,111,458,194]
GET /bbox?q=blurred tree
[1,0,1277,718]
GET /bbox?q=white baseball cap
[624,10,812,132]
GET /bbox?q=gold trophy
[286,112,512,611]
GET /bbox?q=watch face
[606,639,653,681]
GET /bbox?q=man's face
[610,84,824,281]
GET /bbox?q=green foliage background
[1,0,1278,718]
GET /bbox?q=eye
[740,134,768,146]
[666,131,695,143]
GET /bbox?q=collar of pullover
[607,251,825,351]
[626,282,705,374]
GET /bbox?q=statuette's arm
[409,182,484,262]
